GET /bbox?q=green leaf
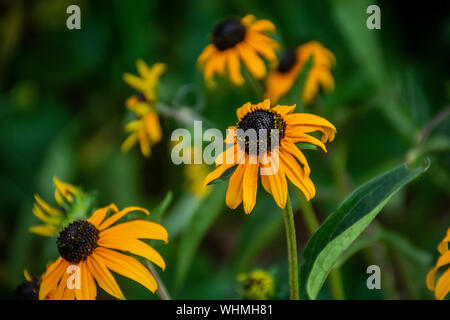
[297,142,318,150]
[151,191,173,222]
[299,161,428,299]
[174,183,227,292]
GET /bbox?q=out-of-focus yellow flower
[198,14,279,87]
[29,177,80,237]
[427,228,450,300]
[237,270,275,300]
[265,41,335,105]
[123,60,166,103]
[122,60,165,157]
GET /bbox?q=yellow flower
[29,177,80,237]
[121,60,165,157]
[204,99,336,214]
[123,60,166,103]
[121,97,163,157]
[265,41,335,105]
[39,204,168,300]
[197,14,279,87]
[237,270,275,300]
[427,228,450,300]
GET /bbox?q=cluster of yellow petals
[265,41,335,104]
[427,228,450,300]
[121,60,165,157]
[29,177,78,237]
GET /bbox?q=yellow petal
[100,220,168,243]
[237,43,266,79]
[94,247,158,293]
[87,254,124,300]
[242,158,259,214]
[34,194,61,217]
[226,164,245,209]
[98,236,166,270]
[121,132,139,154]
[39,257,66,300]
[98,206,150,231]
[87,204,119,227]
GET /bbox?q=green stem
[146,262,171,300]
[282,194,299,300]
[295,188,345,300]
[242,68,263,99]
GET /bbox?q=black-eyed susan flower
[237,270,275,300]
[39,204,168,300]
[14,270,40,300]
[122,60,165,157]
[204,99,336,214]
[265,41,335,105]
[197,14,279,87]
[427,228,450,300]
[29,177,90,237]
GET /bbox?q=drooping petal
[87,204,119,228]
[94,247,158,293]
[246,32,277,61]
[226,164,245,209]
[39,258,67,300]
[138,127,151,157]
[227,50,245,86]
[242,156,259,214]
[121,132,139,154]
[34,194,61,217]
[98,236,166,270]
[264,152,287,208]
[280,139,311,176]
[204,163,237,186]
[237,43,266,79]
[285,133,327,152]
[123,73,147,93]
[197,44,216,66]
[29,224,59,237]
[100,220,168,243]
[98,206,150,231]
[435,268,450,300]
[75,260,97,300]
[144,112,162,143]
[280,150,315,200]
[87,254,123,300]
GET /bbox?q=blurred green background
[0,0,449,299]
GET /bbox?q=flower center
[237,109,286,154]
[57,220,99,263]
[212,18,246,51]
[14,278,40,300]
[277,50,297,73]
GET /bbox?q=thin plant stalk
[282,193,299,300]
[147,262,171,300]
[295,188,345,300]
